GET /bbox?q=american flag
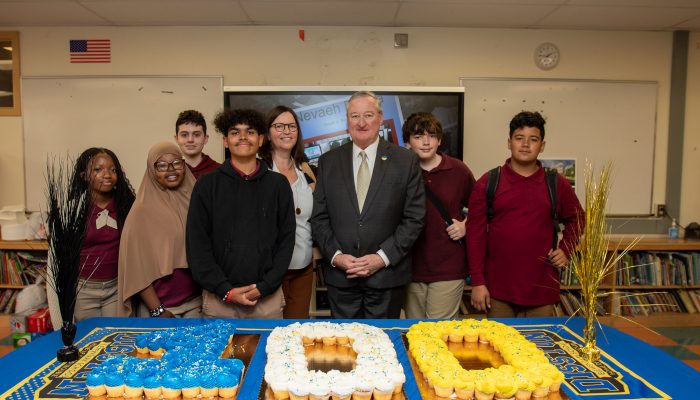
[69,39,111,63]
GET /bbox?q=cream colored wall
[1,26,691,224]
[0,116,24,207]
[682,32,700,226]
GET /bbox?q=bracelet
[222,290,233,303]
[149,303,167,317]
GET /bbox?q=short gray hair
[346,91,383,114]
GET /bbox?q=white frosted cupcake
[288,377,311,400]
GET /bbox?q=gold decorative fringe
[568,162,637,362]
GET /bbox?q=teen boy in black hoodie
[186,109,295,318]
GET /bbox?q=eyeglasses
[154,159,185,172]
[348,112,378,122]
[270,123,298,132]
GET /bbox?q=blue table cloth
[0,317,698,399]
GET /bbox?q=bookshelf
[309,259,331,318]
[460,236,700,323]
[561,236,700,321]
[0,240,49,314]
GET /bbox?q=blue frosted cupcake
[143,374,161,399]
[104,372,125,398]
[161,372,182,399]
[217,371,240,398]
[180,372,200,399]
[123,372,144,398]
[199,373,218,398]
[135,334,150,355]
[85,370,106,396]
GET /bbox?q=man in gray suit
[311,91,425,319]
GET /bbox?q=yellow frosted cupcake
[513,372,535,400]
[494,375,518,400]
[455,370,476,400]
[475,376,497,400]
[430,368,455,398]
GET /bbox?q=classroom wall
[0,25,696,226]
[682,32,700,227]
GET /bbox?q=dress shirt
[332,136,390,268]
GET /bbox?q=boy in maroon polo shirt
[403,113,475,319]
[467,111,583,318]
[174,110,220,179]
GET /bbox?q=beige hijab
[117,141,196,316]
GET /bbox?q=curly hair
[213,108,266,136]
[259,105,307,169]
[175,109,207,134]
[509,111,546,139]
[69,148,135,231]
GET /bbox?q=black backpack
[485,166,560,249]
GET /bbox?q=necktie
[357,151,370,210]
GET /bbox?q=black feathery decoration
[45,156,89,362]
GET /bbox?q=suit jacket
[311,139,425,289]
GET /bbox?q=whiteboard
[460,78,657,216]
[22,76,224,211]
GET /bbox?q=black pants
[327,284,405,319]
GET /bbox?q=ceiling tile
[80,0,250,25]
[240,1,400,25]
[567,0,700,7]
[538,5,698,29]
[674,13,700,29]
[396,3,557,27]
[0,1,110,26]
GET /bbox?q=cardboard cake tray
[87,333,260,400]
[400,334,571,400]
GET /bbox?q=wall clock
[534,42,560,70]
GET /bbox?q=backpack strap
[545,168,560,250]
[485,167,501,223]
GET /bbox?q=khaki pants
[74,278,118,322]
[202,287,284,319]
[488,297,555,318]
[404,279,464,319]
[136,295,203,318]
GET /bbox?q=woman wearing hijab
[117,141,202,317]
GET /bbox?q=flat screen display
[223,87,464,165]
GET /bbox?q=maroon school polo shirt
[467,159,583,306]
[80,199,120,280]
[412,154,475,282]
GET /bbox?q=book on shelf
[558,291,605,316]
[314,260,326,289]
[0,250,48,286]
[615,251,700,286]
[315,290,330,311]
[689,290,700,311]
[676,290,696,313]
[615,289,700,316]
[0,289,19,313]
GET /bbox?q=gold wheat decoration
[568,162,637,362]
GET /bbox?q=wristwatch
[149,303,167,317]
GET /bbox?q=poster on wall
[540,158,576,191]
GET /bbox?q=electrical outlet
[656,204,666,218]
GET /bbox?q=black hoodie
[186,159,295,299]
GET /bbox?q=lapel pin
[381,155,388,161]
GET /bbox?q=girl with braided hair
[69,147,135,321]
